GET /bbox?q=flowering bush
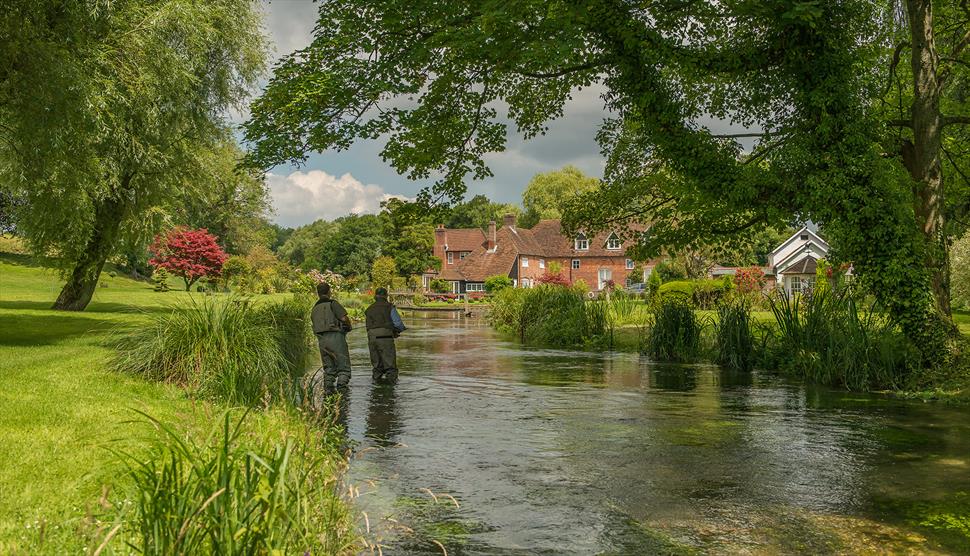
[150,228,227,291]
[734,266,767,295]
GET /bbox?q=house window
[800,234,809,241]
[790,276,802,295]
[606,233,621,250]
[522,257,529,268]
[575,233,589,250]
[460,251,468,260]
[447,251,454,265]
[571,259,581,269]
[466,282,485,292]
[625,259,634,270]
[539,259,545,269]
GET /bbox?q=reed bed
[767,290,915,390]
[105,410,358,555]
[644,297,702,361]
[488,285,613,348]
[714,300,755,371]
[110,296,312,406]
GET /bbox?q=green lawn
[0,252,353,553]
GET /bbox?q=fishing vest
[311,299,343,334]
[365,298,394,331]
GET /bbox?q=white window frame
[790,276,802,295]
[571,259,581,269]
[460,251,468,260]
[539,259,545,269]
[606,233,622,250]
[466,282,485,292]
[625,259,634,270]
[447,251,454,265]
[574,233,589,251]
[522,256,529,268]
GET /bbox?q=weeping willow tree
[0,0,265,310]
[244,0,970,366]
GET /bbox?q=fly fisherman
[310,282,353,396]
[364,287,406,382]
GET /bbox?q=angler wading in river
[365,287,407,382]
[309,282,353,399]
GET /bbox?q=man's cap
[375,287,388,297]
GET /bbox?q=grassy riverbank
[0,250,359,553]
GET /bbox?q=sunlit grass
[0,250,357,553]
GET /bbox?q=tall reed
[108,410,357,554]
[767,289,915,390]
[646,297,701,361]
[488,285,612,347]
[111,296,310,406]
[714,300,755,371]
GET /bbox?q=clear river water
[331,314,970,555]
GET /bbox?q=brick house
[426,214,650,293]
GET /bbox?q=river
[332,314,970,554]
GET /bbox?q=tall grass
[488,285,612,348]
[108,410,357,554]
[645,297,702,361]
[714,300,755,371]
[111,296,312,406]
[767,290,915,390]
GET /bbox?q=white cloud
[266,170,404,227]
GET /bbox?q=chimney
[434,224,447,259]
[487,220,496,251]
[503,213,516,229]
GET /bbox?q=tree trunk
[905,0,954,322]
[52,197,126,311]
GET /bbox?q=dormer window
[606,233,621,250]
[575,233,589,251]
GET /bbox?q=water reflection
[334,318,970,555]
[365,380,400,447]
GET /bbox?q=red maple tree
[149,227,228,291]
[536,270,570,287]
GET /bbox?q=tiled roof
[456,227,520,282]
[442,228,486,252]
[441,219,644,282]
[529,220,641,257]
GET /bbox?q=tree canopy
[520,166,599,228]
[245,0,970,361]
[1,0,265,310]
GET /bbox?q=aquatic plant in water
[646,297,701,361]
[714,299,755,371]
[767,289,915,390]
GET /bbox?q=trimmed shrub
[656,278,732,309]
[484,274,513,293]
[646,297,701,361]
[152,266,171,292]
[656,280,694,302]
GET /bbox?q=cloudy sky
[255,1,608,228]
